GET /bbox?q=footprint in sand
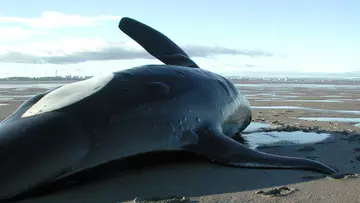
[133,196,192,203]
[256,186,298,197]
[326,173,359,180]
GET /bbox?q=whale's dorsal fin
[119,17,200,68]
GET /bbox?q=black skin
[0,16,338,202]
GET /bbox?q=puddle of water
[244,94,261,97]
[297,117,360,128]
[256,93,276,96]
[234,83,359,89]
[253,99,343,103]
[0,95,35,98]
[322,95,351,98]
[244,122,271,132]
[338,98,360,101]
[0,84,63,89]
[0,98,14,101]
[275,95,299,98]
[297,117,360,123]
[242,122,331,149]
[252,106,305,110]
[252,106,360,115]
[253,99,278,102]
[284,99,343,103]
[244,131,330,149]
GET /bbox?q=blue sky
[0,0,359,77]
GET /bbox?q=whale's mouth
[21,73,114,118]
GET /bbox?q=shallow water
[274,95,299,98]
[234,83,359,89]
[253,99,343,103]
[297,117,360,123]
[0,98,14,101]
[252,106,360,115]
[0,94,35,98]
[0,83,63,89]
[297,117,360,129]
[283,99,343,103]
[244,131,330,149]
[253,99,279,102]
[322,95,351,98]
[338,98,360,101]
[242,122,330,149]
[252,106,311,110]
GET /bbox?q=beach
[0,80,359,203]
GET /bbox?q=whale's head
[220,79,252,140]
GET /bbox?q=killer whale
[0,17,337,201]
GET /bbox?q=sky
[0,0,359,78]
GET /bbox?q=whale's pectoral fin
[180,122,337,174]
[118,17,200,68]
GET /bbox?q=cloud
[0,38,273,64]
[183,45,273,58]
[0,11,120,29]
[0,27,44,40]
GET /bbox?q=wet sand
[241,81,360,133]
[0,80,359,203]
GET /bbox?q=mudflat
[0,80,359,203]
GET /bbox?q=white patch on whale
[21,73,114,118]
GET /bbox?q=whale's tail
[118,17,200,68]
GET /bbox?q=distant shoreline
[0,80,80,84]
[0,76,359,85]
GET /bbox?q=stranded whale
[0,17,337,201]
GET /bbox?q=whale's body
[0,17,337,201]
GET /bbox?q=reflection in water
[244,131,330,149]
[242,122,330,149]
